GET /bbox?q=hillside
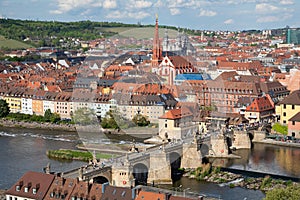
[0,35,33,50]
[0,18,193,49]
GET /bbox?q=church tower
[151,14,162,67]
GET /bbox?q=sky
[0,0,299,31]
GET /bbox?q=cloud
[170,8,181,15]
[279,0,294,5]
[167,0,201,9]
[257,13,292,23]
[50,0,102,14]
[154,0,164,7]
[130,0,153,9]
[103,0,117,9]
[199,9,216,17]
[255,3,279,13]
[224,19,234,24]
[106,10,150,19]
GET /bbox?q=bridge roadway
[62,135,202,180]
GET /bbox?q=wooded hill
[0,18,196,48]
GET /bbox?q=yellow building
[276,90,300,125]
[32,99,44,116]
[4,96,22,113]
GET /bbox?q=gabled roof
[245,94,274,112]
[6,171,55,199]
[278,90,300,105]
[44,177,76,200]
[159,107,193,120]
[289,112,300,122]
[135,190,165,200]
[100,185,132,200]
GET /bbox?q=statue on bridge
[128,139,139,153]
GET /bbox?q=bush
[272,123,288,135]
[264,185,300,200]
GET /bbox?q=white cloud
[279,0,294,5]
[129,0,153,9]
[106,10,150,19]
[257,13,292,23]
[167,0,201,9]
[256,15,279,23]
[224,19,234,24]
[50,0,102,14]
[170,8,181,15]
[199,9,216,17]
[103,0,117,9]
[154,0,164,7]
[255,3,279,13]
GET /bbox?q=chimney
[165,192,171,200]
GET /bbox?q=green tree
[132,113,150,127]
[264,185,300,200]
[50,112,61,123]
[44,109,52,122]
[72,107,97,125]
[0,99,10,118]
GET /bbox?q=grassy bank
[47,149,113,162]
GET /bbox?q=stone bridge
[63,137,205,187]
[62,130,259,187]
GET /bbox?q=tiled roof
[289,112,300,122]
[135,190,165,200]
[278,90,300,105]
[245,94,274,112]
[159,107,193,120]
[44,177,76,200]
[6,171,55,199]
[100,185,132,200]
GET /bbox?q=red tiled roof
[245,94,274,112]
[6,171,55,199]
[135,191,165,200]
[159,107,193,120]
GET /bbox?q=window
[283,112,286,117]
[292,121,295,125]
[292,105,295,110]
[283,104,286,109]
[292,132,295,137]
[165,123,167,128]
[283,120,286,124]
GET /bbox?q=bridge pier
[181,143,202,169]
[148,150,172,185]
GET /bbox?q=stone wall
[232,130,251,149]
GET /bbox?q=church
[151,16,197,86]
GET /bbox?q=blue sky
[0,0,299,31]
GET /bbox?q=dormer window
[24,187,28,193]
[16,185,20,191]
[32,188,37,194]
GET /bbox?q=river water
[1,127,300,199]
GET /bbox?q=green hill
[115,27,180,39]
[0,35,33,50]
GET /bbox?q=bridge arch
[93,175,110,184]
[169,152,182,181]
[133,163,148,185]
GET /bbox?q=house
[276,90,300,125]
[158,107,198,140]
[44,176,76,200]
[244,94,275,124]
[288,112,300,139]
[5,171,55,200]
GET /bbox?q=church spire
[152,14,162,67]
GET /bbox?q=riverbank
[0,118,76,132]
[185,165,299,192]
[254,138,300,148]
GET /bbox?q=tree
[132,113,150,127]
[50,112,61,123]
[0,99,10,118]
[72,107,97,125]
[264,185,300,200]
[44,109,52,122]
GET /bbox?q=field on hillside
[101,27,180,40]
[0,36,33,50]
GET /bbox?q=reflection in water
[227,143,300,178]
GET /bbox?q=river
[1,127,300,199]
